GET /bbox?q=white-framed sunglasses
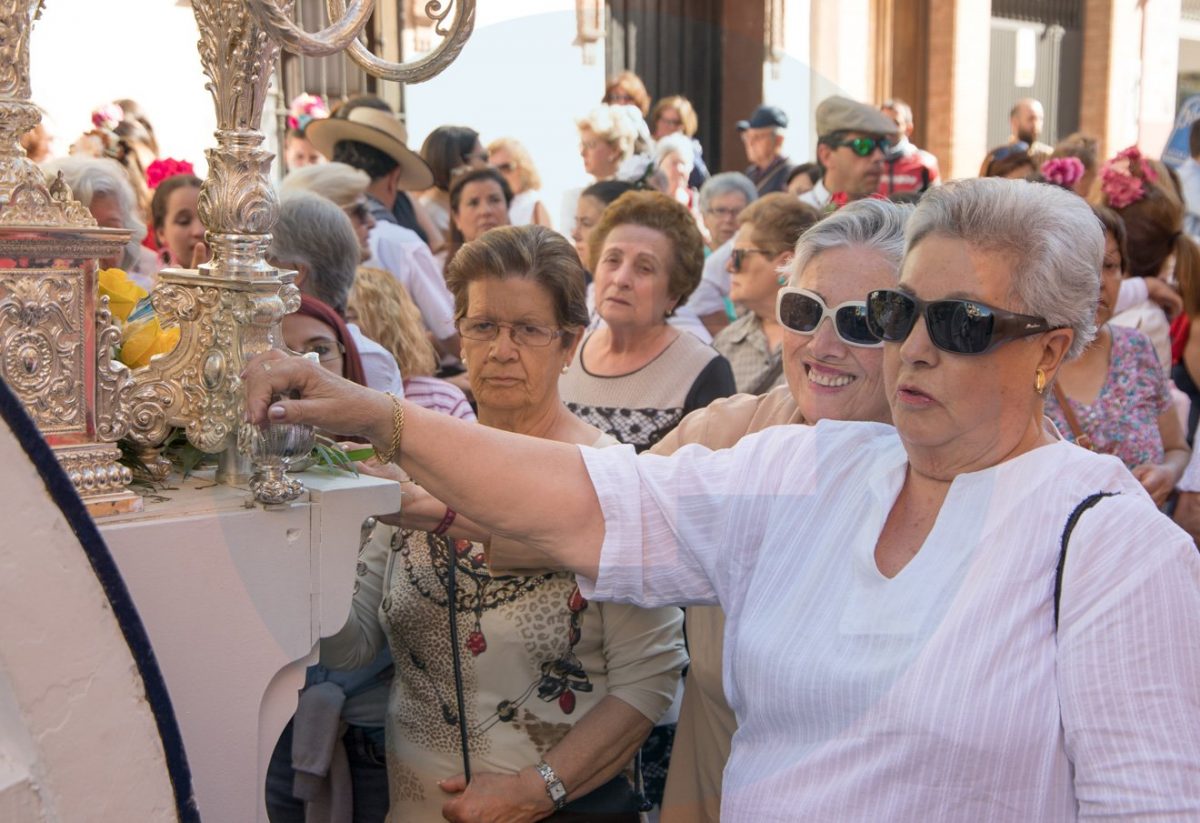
[775,287,882,348]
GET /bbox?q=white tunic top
[365,222,457,342]
[578,420,1200,821]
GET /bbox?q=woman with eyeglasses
[658,199,907,822]
[248,177,1200,820]
[486,137,553,230]
[560,191,736,451]
[318,225,686,822]
[712,194,820,394]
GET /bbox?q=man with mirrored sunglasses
[800,95,899,211]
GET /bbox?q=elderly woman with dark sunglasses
[712,194,820,394]
[247,178,1200,821]
[657,198,908,823]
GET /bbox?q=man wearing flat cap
[738,105,796,195]
[799,95,899,210]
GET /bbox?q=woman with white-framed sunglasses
[712,193,820,394]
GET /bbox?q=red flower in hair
[1039,157,1085,189]
[1099,146,1160,209]
[146,158,196,190]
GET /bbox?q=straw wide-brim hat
[306,108,434,191]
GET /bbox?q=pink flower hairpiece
[1099,145,1158,209]
[1039,157,1085,189]
[146,158,196,189]
[286,93,330,132]
[91,102,124,131]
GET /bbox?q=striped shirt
[402,375,475,421]
[579,421,1200,821]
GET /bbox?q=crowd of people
[35,76,1200,821]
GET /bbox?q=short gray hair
[42,156,147,267]
[905,178,1101,359]
[269,192,359,314]
[699,172,757,213]
[654,133,694,168]
[786,197,912,281]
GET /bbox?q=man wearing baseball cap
[799,95,899,210]
[737,105,796,195]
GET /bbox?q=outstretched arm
[244,352,606,578]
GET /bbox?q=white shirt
[346,323,404,397]
[687,240,734,320]
[508,189,550,228]
[798,179,832,210]
[578,421,1200,821]
[1177,157,1200,238]
[365,222,457,342]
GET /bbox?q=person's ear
[1038,327,1074,383]
[290,262,310,293]
[815,143,833,168]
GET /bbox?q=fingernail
[269,404,286,419]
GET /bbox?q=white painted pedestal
[99,469,399,822]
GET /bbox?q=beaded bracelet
[375,392,404,464]
[432,507,457,536]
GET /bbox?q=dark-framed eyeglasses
[298,340,345,363]
[730,247,781,273]
[776,288,881,347]
[865,289,1054,355]
[833,136,891,157]
[705,206,741,220]
[456,317,564,348]
[344,200,371,223]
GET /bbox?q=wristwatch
[534,760,568,810]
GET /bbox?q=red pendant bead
[567,587,586,613]
[466,630,487,655]
[558,689,576,714]
[454,539,472,556]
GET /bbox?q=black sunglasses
[833,136,890,157]
[865,289,1054,355]
[776,288,881,347]
[730,247,781,273]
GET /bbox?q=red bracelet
[432,507,457,536]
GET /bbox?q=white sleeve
[576,426,821,609]
[1114,278,1149,315]
[401,242,457,341]
[686,242,733,318]
[1057,494,1200,819]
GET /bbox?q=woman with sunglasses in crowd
[658,199,908,822]
[487,137,554,229]
[712,194,820,394]
[247,178,1200,820]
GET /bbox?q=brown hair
[1052,133,1099,175]
[738,193,821,254]
[980,143,1036,179]
[1090,204,1129,276]
[150,173,203,233]
[649,96,699,137]
[420,125,481,192]
[588,190,705,308]
[347,266,439,377]
[446,225,589,347]
[603,71,651,116]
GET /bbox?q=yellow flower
[119,317,180,369]
[98,268,147,323]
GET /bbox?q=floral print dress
[1044,324,1171,470]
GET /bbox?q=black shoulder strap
[1055,492,1119,630]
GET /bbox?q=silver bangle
[535,760,568,810]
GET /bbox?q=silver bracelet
[534,760,568,810]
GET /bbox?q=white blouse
[578,420,1200,821]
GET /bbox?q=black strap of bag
[446,542,473,783]
[1055,492,1118,630]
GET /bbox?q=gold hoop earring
[1035,368,1047,395]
